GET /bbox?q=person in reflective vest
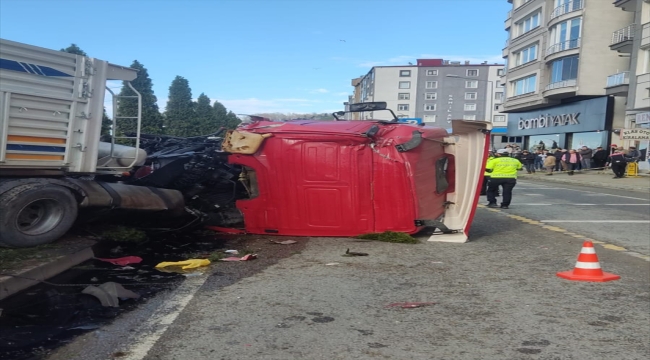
[484,148,522,209]
[481,152,499,196]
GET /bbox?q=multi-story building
[501,0,634,153]
[606,0,650,169]
[349,59,508,148]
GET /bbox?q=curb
[0,247,95,301]
[518,174,650,193]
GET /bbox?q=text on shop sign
[620,128,650,140]
[518,113,580,130]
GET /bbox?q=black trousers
[611,162,627,178]
[593,159,607,169]
[481,176,489,195]
[487,178,517,206]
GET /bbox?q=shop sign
[517,113,580,130]
[620,128,650,140]
[635,112,650,125]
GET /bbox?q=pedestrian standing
[544,153,556,175]
[578,146,592,170]
[481,152,495,196]
[626,146,640,162]
[485,149,522,209]
[521,150,536,174]
[554,148,564,171]
[608,147,628,179]
[562,149,581,175]
[592,146,608,169]
[534,150,545,170]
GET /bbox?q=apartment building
[502,0,634,152]
[606,0,650,168]
[349,59,507,147]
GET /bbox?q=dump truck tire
[0,184,78,248]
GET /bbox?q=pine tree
[60,44,87,56]
[115,60,164,139]
[194,93,219,135]
[165,76,195,136]
[212,100,241,130]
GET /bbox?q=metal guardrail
[611,24,635,45]
[544,79,577,91]
[547,38,581,56]
[606,71,630,87]
[550,0,584,20]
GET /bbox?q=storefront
[506,97,613,152]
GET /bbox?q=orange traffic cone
[557,241,620,282]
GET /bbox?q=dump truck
[0,38,492,248]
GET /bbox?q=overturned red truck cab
[224,102,492,243]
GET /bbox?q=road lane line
[539,220,650,223]
[518,182,650,201]
[121,275,208,360]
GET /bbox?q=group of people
[503,144,641,178]
[480,143,644,208]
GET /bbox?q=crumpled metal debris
[82,282,140,307]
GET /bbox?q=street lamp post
[445,74,494,124]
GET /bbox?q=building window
[424,104,436,111]
[495,92,504,100]
[398,93,410,100]
[497,80,504,87]
[426,69,438,76]
[550,55,579,84]
[548,17,581,54]
[400,70,411,77]
[494,104,500,111]
[516,12,540,36]
[423,115,437,123]
[463,115,477,120]
[513,44,538,67]
[398,81,411,89]
[425,92,437,100]
[497,68,505,76]
[511,74,537,96]
[465,80,478,88]
[493,115,507,122]
[398,104,409,111]
[464,103,477,111]
[466,69,479,77]
[425,81,438,89]
[465,92,478,100]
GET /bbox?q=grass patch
[100,226,147,243]
[355,231,419,244]
[0,244,56,271]
[208,252,226,262]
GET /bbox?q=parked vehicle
[0,38,491,248]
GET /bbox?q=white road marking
[121,275,208,360]
[518,181,650,201]
[513,203,649,206]
[539,220,650,223]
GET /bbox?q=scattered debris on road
[355,231,419,244]
[155,259,211,270]
[270,240,298,245]
[94,256,143,266]
[81,282,140,307]
[385,302,435,309]
[343,249,369,257]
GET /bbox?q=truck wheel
[0,184,78,248]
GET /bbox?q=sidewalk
[517,168,650,193]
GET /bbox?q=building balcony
[613,0,636,11]
[610,24,635,53]
[605,71,630,96]
[642,23,650,50]
[545,38,581,61]
[543,79,577,99]
[505,13,512,30]
[549,0,584,22]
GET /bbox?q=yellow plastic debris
[155,259,211,270]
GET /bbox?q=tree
[165,76,195,136]
[60,44,87,56]
[194,93,219,135]
[115,60,164,138]
[212,100,241,130]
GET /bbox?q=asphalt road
[498,180,650,255]
[47,206,650,360]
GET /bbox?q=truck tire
[0,184,78,248]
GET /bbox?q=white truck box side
[0,38,137,173]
